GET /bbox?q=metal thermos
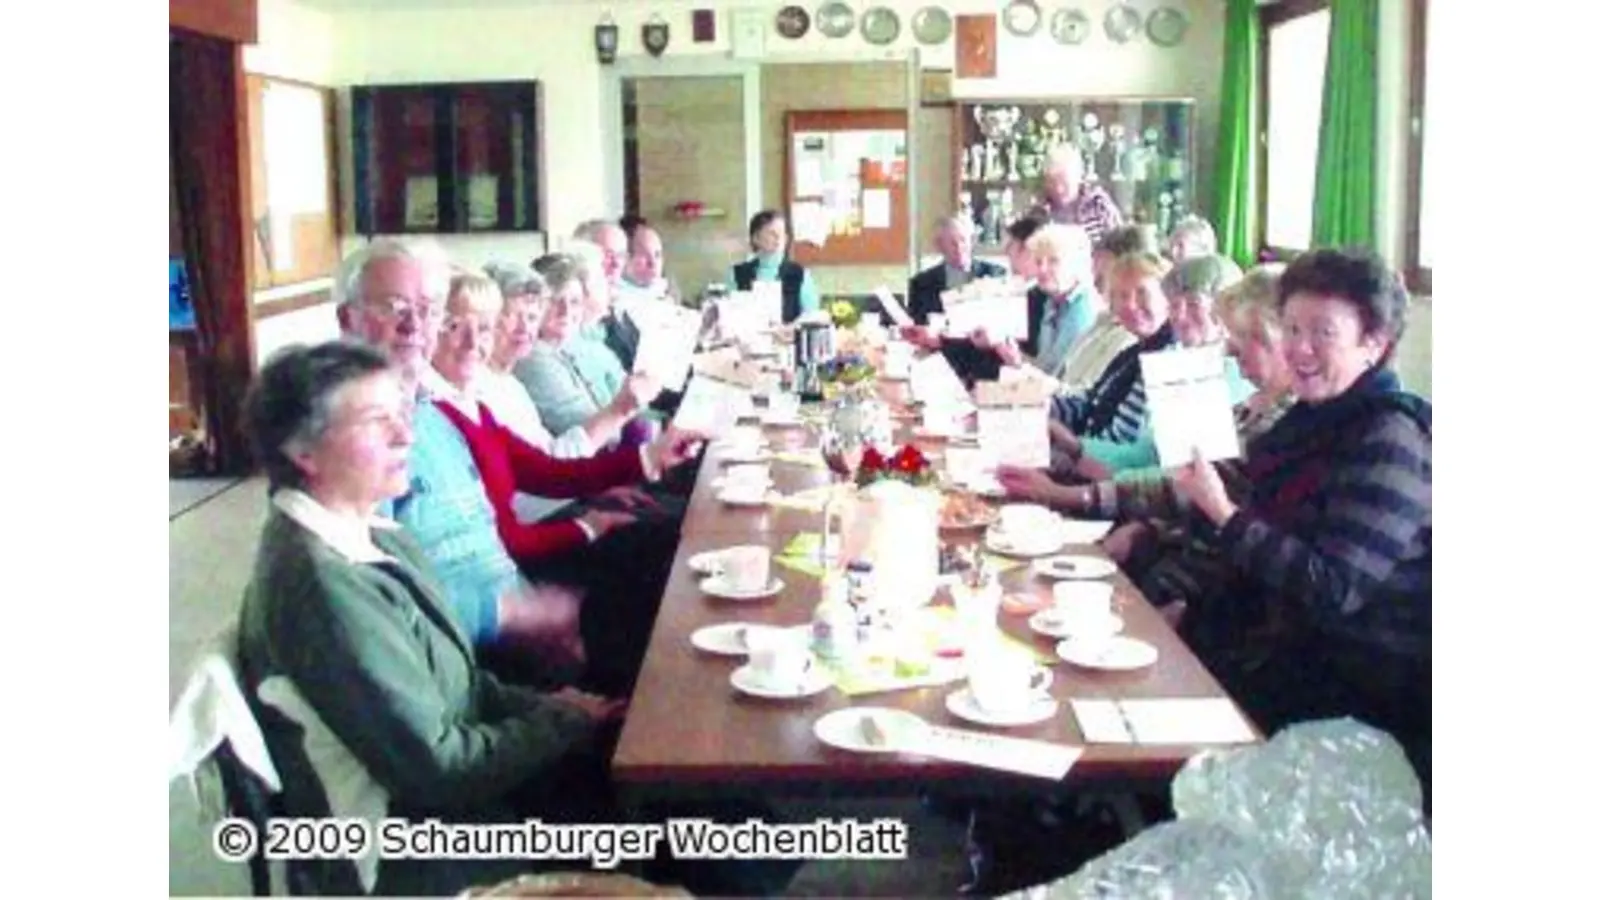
[793,320,835,402]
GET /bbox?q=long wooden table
[611,388,1259,802]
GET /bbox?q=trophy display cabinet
[952,97,1197,252]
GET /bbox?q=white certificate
[631,303,704,392]
[942,293,1029,342]
[873,286,913,327]
[671,375,751,438]
[1141,344,1242,469]
[977,404,1050,469]
[908,352,970,408]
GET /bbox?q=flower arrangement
[855,444,939,489]
[827,299,862,329]
[819,353,875,387]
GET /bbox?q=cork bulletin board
[784,108,910,267]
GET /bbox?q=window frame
[1256,0,1331,263]
[1404,0,1431,295]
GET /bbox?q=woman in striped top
[1004,249,1431,793]
[1046,252,1179,477]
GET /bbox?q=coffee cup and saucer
[731,627,832,698]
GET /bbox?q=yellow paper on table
[773,531,830,578]
[821,605,1055,696]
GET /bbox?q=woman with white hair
[512,252,661,442]
[1165,214,1219,262]
[971,222,1104,383]
[1030,145,1124,246]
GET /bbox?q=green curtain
[1211,0,1260,266]
[1311,0,1380,247]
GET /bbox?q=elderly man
[571,219,641,370]
[905,214,1008,325]
[899,215,1009,382]
[616,222,675,308]
[1031,145,1124,246]
[337,238,697,693]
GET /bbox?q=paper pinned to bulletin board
[785,108,910,266]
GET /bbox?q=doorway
[604,61,761,304]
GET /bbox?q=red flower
[860,446,888,473]
[891,444,927,474]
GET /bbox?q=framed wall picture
[955,14,998,79]
[920,68,953,107]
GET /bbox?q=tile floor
[168,479,977,896]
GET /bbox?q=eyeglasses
[364,295,440,323]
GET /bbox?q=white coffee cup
[966,646,1054,717]
[928,313,948,335]
[998,503,1057,536]
[1051,581,1115,623]
[720,545,772,593]
[745,627,814,688]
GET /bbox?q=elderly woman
[963,222,1102,385]
[1012,249,1431,790]
[1045,251,1179,474]
[430,271,689,570]
[1001,265,1293,613]
[235,340,622,896]
[1068,254,1256,481]
[727,209,821,322]
[1164,214,1219,262]
[512,252,661,441]
[1029,144,1124,245]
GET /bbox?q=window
[1260,0,1331,255]
[1406,0,1432,294]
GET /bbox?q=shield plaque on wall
[643,16,670,57]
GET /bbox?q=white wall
[319,0,1226,256]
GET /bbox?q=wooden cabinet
[952,98,1197,250]
[351,81,543,235]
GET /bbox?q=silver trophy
[975,104,1021,183]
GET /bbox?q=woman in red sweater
[428,272,703,568]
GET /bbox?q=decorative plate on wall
[911,6,952,45]
[1104,4,1142,43]
[816,1,857,39]
[1050,8,1091,45]
[1146,6,1189,47]
[861,6,902,45]
[1002,0,1044,38]
[775,5,810,39]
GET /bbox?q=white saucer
[1032,555,1118,580]
[945,687,1059,727]
[689,622,759,656]
[1056,520,1116,544]
[1056,636,1159,671]
[1028,609,1125,640]
[731,664,832,699]
[813,707,930,753]
[984,527,1065,559]
[687,550,725,576]
[700,574,784,600]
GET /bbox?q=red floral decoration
[856,443,937,489]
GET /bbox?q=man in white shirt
[615,223,675,312]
